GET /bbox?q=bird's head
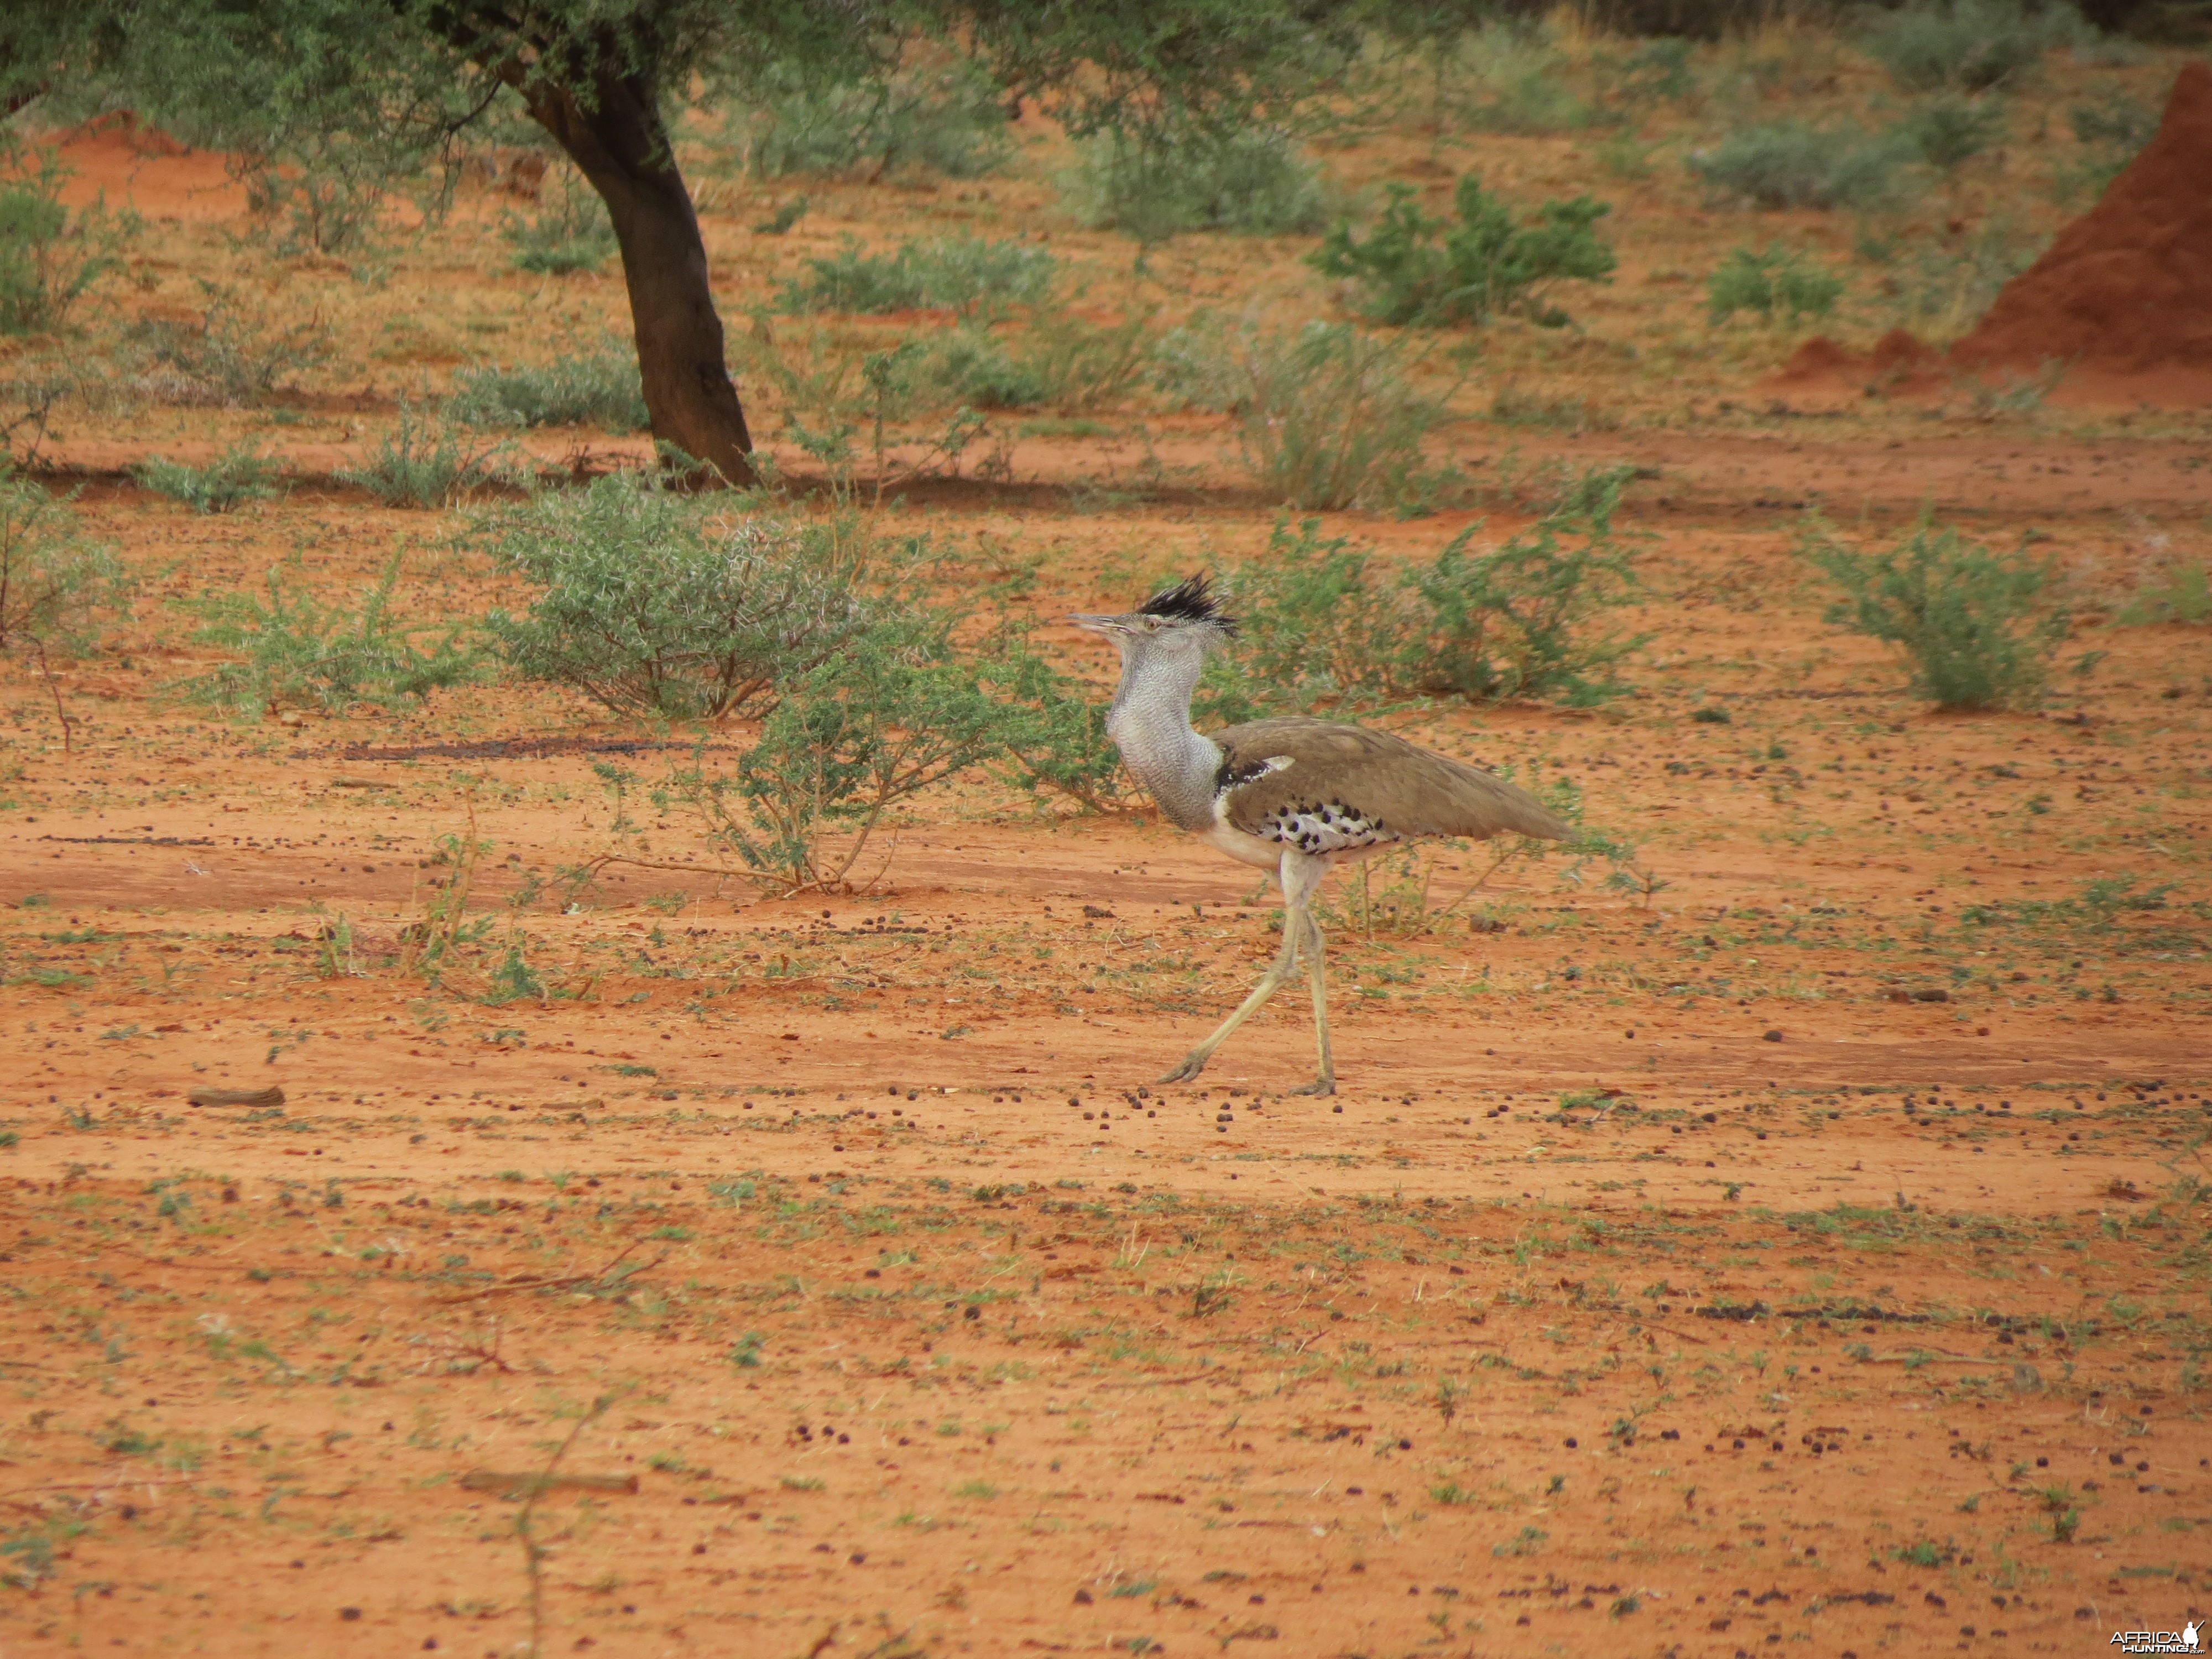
[1070,574,1237,664]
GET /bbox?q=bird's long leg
[1289,906,1335,1097]
[1157,909,1302,1085]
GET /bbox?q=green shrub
[989,648,1143,812]
[658,615,1025,892]
[338,402,517,506]
[1687,122,1912,210]
[501,171,618,275]
[1215,466,1645,711]
[1892,93,2008,168]
[920,329,1052,410]
[175,552,481,719]
[484,472,876,721]
[1158,319,1454,512]
[2118,561,2211,625]
[1310,175,1615,328]
[1404,467,1646,704]
[777,237,1054,317]
[123,280,333,405]
[1707,243,1845,324]
[1860,0,2089,92]
[447,344,648,431]
[1061,123,1328,243]
[0,467,123,654]
[1802,512,2067,710]
[0,140,134,336]
[1213,518,1409,711]
[131,445,286,513]
[738,58,1011,181]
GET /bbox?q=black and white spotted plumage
[1251,796,1396,859]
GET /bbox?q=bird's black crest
[1139,573,1237,635]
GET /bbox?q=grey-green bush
[447,345,648,432]
[1802,512,2067,709]
[1453,25,1601,134]
[776,237,1054,317]
[738,58,1011,182]
[1880,216,2045,338]
[1687,122,1912,210]
[1061,124,1328,243]
[124,280,332,405]
[484,472,876,721]
[175,552,480,719]
[338,402,516,506]
[2053,86,2156,201]
[1860,0,2089,92]
[916,314,1152,412]
[1157,319,1454,512]
[1892,93,2008,168]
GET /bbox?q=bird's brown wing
[1210,717,1572,843]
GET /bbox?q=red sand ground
[3,51,2209,1659]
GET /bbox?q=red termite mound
[1953,58,2212,375]
[1775,59,2212,403]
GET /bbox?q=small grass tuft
[447,343,648,432]
[131,445,286,513]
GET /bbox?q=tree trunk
[511,63,754,486]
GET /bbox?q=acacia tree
[4,2,1351,486]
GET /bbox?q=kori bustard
[1073,576,1570,1096]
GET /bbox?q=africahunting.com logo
[2109,1620,2201,1655]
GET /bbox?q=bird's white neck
[1105,641,1220,832]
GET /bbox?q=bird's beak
[1068,613,1124,635]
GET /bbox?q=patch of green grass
[337,400,517,507]
[447,343,647,432]
[131,445,285,513]
[776,237,1053,317]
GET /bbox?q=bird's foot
[1289,1076,1337,1098]
[1158,1052,1211,1086]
